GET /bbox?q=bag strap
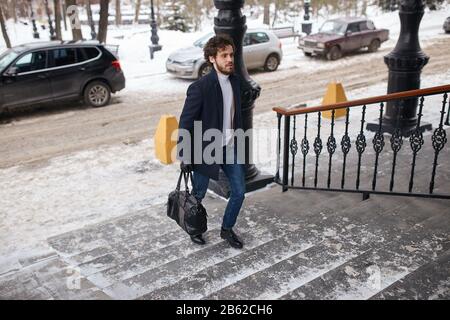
[176,170,184,191]
[183,171,190,193]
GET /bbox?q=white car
[166,28,283,79]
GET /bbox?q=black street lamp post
[149,0,162,60]
[208,0,273,198]
[44,0,57,40]
[29,0,40,39]
[302,0,312,35]
[367,0,431,136]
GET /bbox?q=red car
[298,17,389,60]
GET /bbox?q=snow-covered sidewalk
[1,4,449,276]
[1,68,449,275]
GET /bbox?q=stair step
[139,228,323,300]
[0,256,111,300]
[58,197,289,287]
[64,213,222,269]
[102,224,281,300]
[143,193,433,299]
[370,249,450,300]
[139,199,391,300]
[203,197,444,299]
[48,205,176,256]
[280,211,450,300]
[53,190,363,291]
[85,224,237,289]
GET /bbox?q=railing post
[282,115,291,192]
[275,113,282,182]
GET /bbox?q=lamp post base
[149,44,162,60]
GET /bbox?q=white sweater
[217,72,235,147]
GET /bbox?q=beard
[217,62,234,75]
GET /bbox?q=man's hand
[180,162,193,173]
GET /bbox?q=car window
[0,49,19,72]
[320,21,347,35]
[76,47,99,62]
[83,47,100,60]
[360,20,375,31]
[347,23,360,33]
[247,32,270,45]
[243,34,250,46]
[359,22,369,31]
[51,48,77,67]
[194,32,214,48]
[13,51,47,73]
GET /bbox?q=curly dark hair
[203,34,235,66]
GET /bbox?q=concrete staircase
[0,130,448,300]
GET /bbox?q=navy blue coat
[177,69,243,180]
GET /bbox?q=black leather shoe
[220,228,243,249]
[190,234,206,245]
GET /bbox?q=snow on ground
[1,5,449,95]
[1,68,449,273]
[0,5,450,272]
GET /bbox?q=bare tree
[263,0,270,26]
[134,0,141,24]
[97,0,109,43]
[115,0,121,25]
[61,0,68,31]
[86,0,96,39]
[361,0,368,16]
[54,0,62,40]
[65,0,82,40]
[10,0,18,23]
[0,5,12,48]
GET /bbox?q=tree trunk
[86,0,96,39]
[54,0,62,40]
[134,0,141,24]
[361,0,368,16]
[65,0,82,40]
[115,0,121,25]
[97,0,109,43]
[61,0,68,31]
[271,2,277,27]
[263,1,270,26]
[10,0,17,23]
[18,0,28,18]
[0,5,11,48]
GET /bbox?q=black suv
[0,41,125,112]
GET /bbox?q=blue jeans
[192,146,246,230]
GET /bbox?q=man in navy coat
[177,34,245,248]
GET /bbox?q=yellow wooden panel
[322,82,348,119]
[154,115,179,164]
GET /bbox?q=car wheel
[326,46,342,61]
[264,54,280,72]
[198,64,212,79]
[84,81,111,107]
[368,39,381,53]
[304,52,312,57]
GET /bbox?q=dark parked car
[298,18,389,60]
[0,41,125,112]
[444,17,450,33]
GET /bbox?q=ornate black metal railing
[273,84,450,200]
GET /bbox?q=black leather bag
[167,171,207,236]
